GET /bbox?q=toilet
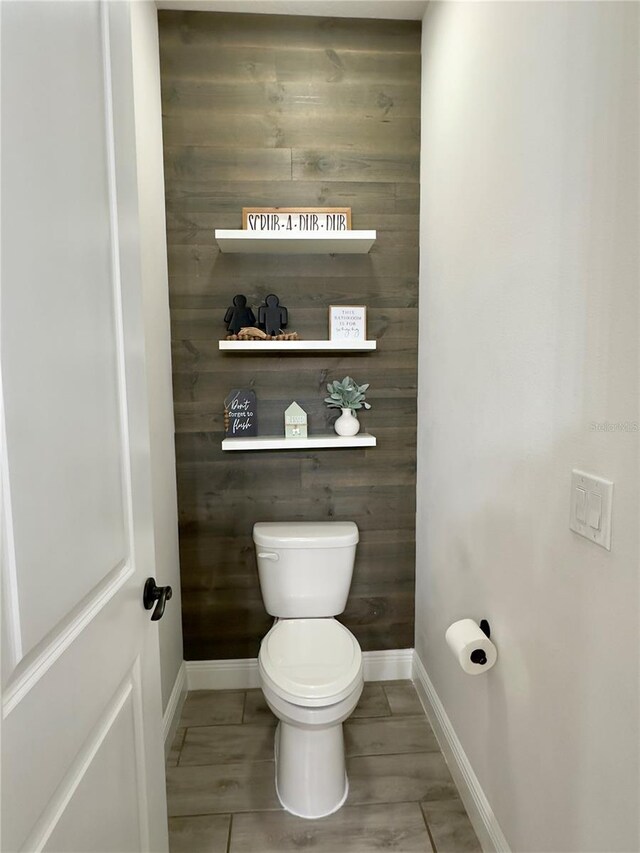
[252,521,364,819]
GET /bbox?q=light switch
[569,470,613,550]
[569,470,613,551]
[587,492,602,530]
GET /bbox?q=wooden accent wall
[158,11,420,660]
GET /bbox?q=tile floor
[166,681,481,853]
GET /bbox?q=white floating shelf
[219,340,376,352]
[222,433,377,451]
[214,230,376,254]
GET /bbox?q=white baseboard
[362,648,413,681]
[185,648,414,691]
[412,652,511,853]
[186,657,260,691]
[162,661,187,758]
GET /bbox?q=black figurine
[258,294,288,336]
[224,294,256,335]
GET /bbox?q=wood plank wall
[158,11,420,660]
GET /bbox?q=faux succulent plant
[324,376,371,412]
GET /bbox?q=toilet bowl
[258,617,363,818]
[253,521,363,819]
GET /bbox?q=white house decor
[329,306,367,342]
[324,377,371,437]
[284,402,308,438]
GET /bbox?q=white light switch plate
[570,470,613,550]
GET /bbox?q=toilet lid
[259,619,362,703]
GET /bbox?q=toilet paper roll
[445,619,497,675]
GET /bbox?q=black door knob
[143,578,172,621]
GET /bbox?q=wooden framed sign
[242,207,351,233]
[329,306,368,342]
[224,389,257,437]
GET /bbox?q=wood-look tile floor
[166,681,481,853]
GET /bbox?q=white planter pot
[334,408,360,437]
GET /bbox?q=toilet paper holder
[470,620,491,666]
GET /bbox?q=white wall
[416,3,639,852]
[130,2,184,713]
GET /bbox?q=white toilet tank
[253,521,359,618]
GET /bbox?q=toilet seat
[259,618,362,708]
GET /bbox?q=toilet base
[273,720,349,819]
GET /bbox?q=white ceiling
[156,0,428,21]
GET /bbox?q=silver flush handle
[258,551,279,561]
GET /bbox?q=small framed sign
[242,207,351,233]
[224,389,257,437]
[329,306,368,342]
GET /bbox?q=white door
[1,2,169,851]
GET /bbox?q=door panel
[43,693,142,853]
[1,0,129,665]
[1,2,168,851]
[2,598,148,847]
[35,672,144,853]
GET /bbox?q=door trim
[163,661,187,757]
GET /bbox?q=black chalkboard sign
[224,389,258,437]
